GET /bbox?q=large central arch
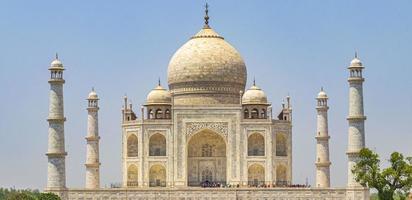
[187,129,226,186]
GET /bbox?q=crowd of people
[200,181,310,188]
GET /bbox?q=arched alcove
[127,164,138,187]
[187,130,226,186]
[149,133,166,156]
[149,164,166,187]
[248,133,265,156]
[127,135,138,157]
[248,164,265,186]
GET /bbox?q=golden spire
[204,3,210,28]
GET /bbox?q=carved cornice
[186,122,228,139]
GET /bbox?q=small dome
[49,54,64,69]
[242,84,268,105]
[350,57,362,67]
[146,85,171,105]
[88,88,98,99]
[50,57,64,69]
[317,88,328,99]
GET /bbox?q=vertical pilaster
[315,88,331,188]
[46,55,67,190]
[346,54,366,187]
[85,89,101,189]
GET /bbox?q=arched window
[244,109,249,119]
[248,133,265,156]
[127,135,138,157]
[248,164,265,186]
[148,109,154,119]
[201,144,213,157]
[261,109,266,119]
[251,108,259,119]
[127,164,138,187]
[149,133,166,156]
[201,168,213,183]
[276,165,287,186]
[155,109,162,119]
[165,109,170,119]
[149,165,166,187]
[276,133,287,156]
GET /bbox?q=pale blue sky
[0,0,411,189]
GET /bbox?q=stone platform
[47,187,369,200]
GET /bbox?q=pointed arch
[165,109,171,119]
[248,164,265,186]
[127,134,138,157]
[155,109,163,119]
[187,130,226,186]
[248,133,265,156]
[251,108,259,119]
[127,164,138,187]
[149,164,166,187]
[261,108,266,119]
[244,109,249,118]
[276,133,287,156]
[149,133,166,156]
[276,165,287,186]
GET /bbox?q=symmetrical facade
[45,5,370,200]
[121,24,293,186]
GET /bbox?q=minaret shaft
[347,56,366,187]
[85,91,100,189]
[315,90,331,188]
[46,59,67,189]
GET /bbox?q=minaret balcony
[85,136,101,141]
[47,117,66,122]
[347,77,365,82]
[346,116,367,121]
[48,79,65,84]
[46,152,68,157]
[315,135,330,140]
[315,161,331,167]
[85,163,101,168]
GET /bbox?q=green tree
[352,148,412,200]
[37,193,60,200]
[7,192,36,200]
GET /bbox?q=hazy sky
[0,0,411,190]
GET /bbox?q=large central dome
[167,21,247,105]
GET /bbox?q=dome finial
[158,77,161,86]
[92,87,95,92]
[204,3,210,28]
[55,53,59,60]
[321,86,323,91]
[354,51,358,58]
[253,77,256,86]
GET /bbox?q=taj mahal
[45,5,370,200]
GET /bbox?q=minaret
[346,53,366,187]
[46,54,67,189]
[85,88,101,189]
[315,88,331,188]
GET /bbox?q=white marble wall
[47,80,67,189]
[122,106,292,187]
[347,78,366,187]
[85,106,100,189]
[48,187,370,200]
